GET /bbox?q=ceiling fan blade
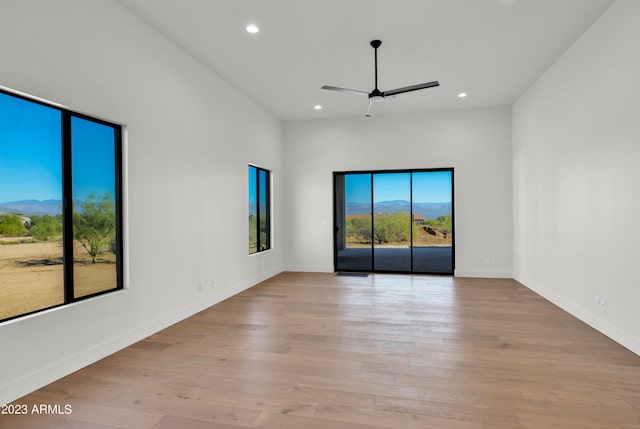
[382,81,440,97]
[321,85,369,96]
[365,101,375,117]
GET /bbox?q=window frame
[248,164,271,254]
[0,87,124,323]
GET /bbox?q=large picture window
[0,88,123,322]
[248,165,270,254]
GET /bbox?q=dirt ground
[0,240,116,320]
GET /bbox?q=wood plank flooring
[2,272,640,428]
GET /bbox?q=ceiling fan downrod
[371,39,382,99]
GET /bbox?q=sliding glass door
[334,169,454,275]
[411,171,453,274]
[334,173,373,272]
[373,173,412,272]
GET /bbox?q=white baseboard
[515,275,640,357]
[454,269,513,278]
[0,267,283,405]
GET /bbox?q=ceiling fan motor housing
[369,88,384,101]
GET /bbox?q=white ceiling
[116,0,613,121]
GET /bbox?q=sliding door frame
[333,168,455,275]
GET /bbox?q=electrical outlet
[211,278,216,288]
[600,298,606,311]
[594,295,599,307]
[484,257,491,266]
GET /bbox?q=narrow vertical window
[248,166,258,254]
[71,116,119,298]
[248,165,270,254]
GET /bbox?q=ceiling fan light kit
[322,39,439,117]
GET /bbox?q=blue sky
[248,165,257,207]
[71,116,116,202]
[345,171,452,204]
[0,92,115,204]
[345,174,371,204]
[248,166,268,215]
[411,171,452,203]
[0,92,62,202]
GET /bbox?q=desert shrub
[425,215,452,234]
[0,214,28,237]
[346,217,372,243]
[29,214,63,241]
[73,193,115,263]
[374,212,410,244]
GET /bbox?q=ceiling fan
[321,39,439,117]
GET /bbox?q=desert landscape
[344,212,452,248]
[0,239,116,320]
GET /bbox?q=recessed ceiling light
[246,24,259,34]
[458,92,468,98]
[314,105,322,110]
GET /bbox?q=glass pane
[258,169,269,251]
[248,166,257,254]
[0,92,64,320]
[412,171,453,274]
[335,173,372,272]
[373,173,411,272]
[71,116,117,298]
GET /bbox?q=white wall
[0,0,283,404]
[513,0,640,354]
[283,107,513,277]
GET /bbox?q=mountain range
[0,199,62,216]
[346,200,451,219]
[1,199,450,219]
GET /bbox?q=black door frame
[333,168,455,275]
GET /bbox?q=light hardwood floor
[3,272,640,428]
